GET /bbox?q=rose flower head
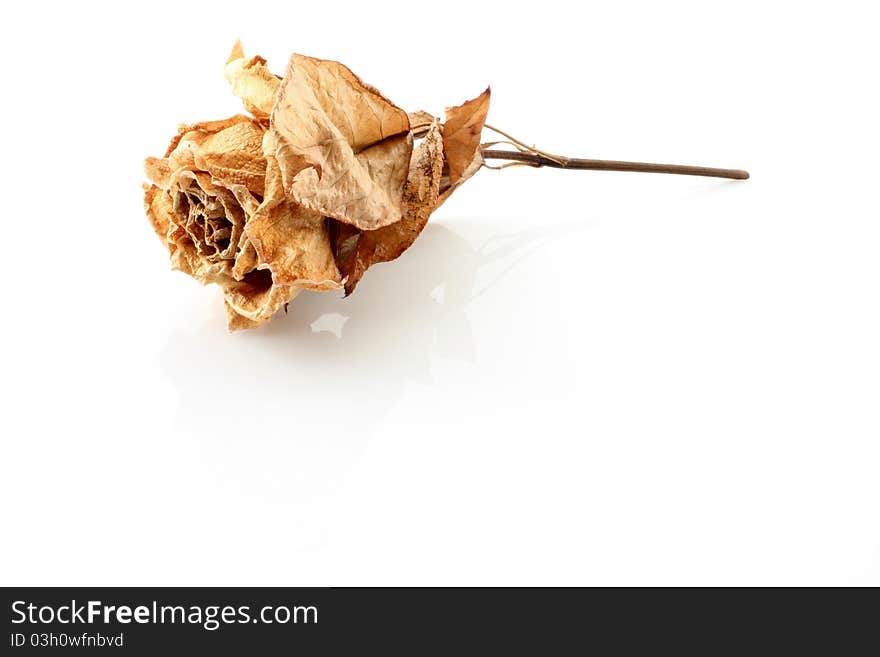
[143,41,490,330]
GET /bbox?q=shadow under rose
[258,222,552,368]
[156,217,566,502]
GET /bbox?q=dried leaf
[224,41,280,121]
[269,54,413,231]
[333,119,444,295]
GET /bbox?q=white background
[1,1,878,586]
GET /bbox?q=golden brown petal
[224,40,281,121]
[232,238,259,281]
[146,180,228,284]
[223,268,300,330]
[143,184,172,242]
[270,53,412,231]
[335,119,445,295]
[169,116,267,197]
[225,306,263,331]
[144,157,173,190]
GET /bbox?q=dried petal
[224,41,281,121]
[232,239,259,280]
[223,268,299,330]
[161,115,267,197]
[144,157,173,190]
[270,54,412,231]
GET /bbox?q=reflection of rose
[143,42,489,330]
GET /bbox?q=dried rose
[145,115,277,329]
[144,42,748,331]
[143,42,490,330]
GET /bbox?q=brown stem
[481,149,749,180]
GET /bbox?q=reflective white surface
[2,1,879,585]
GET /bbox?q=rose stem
[481,149,749,180]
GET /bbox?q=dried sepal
[329,90,491,292]
[332,118,445,295]
[408,110,436,138]
[439,88,491,204]
[270,54,413,231]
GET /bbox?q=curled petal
[143,183,172,241]
[168,116,267,197]
[232,238,259,281]
[144,157,173,189]
[147,179,294,331]
[224,41,280,121]
[223,268,299,330]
